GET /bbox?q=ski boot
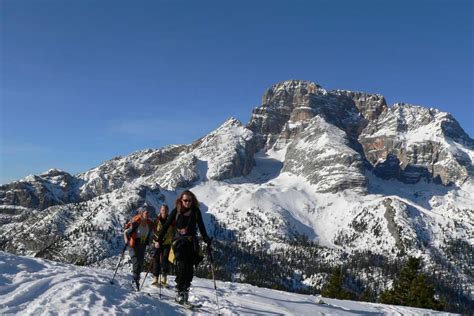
[175,290,185,304]
[151,276,159,286]
[182,290,189,304]
[132,278,140,291]
[160,274,168,286]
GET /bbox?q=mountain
[0,251,455,315]
[1,80,473,312]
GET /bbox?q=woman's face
[181,194,193,208]
[160,206,168,218]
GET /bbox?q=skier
[123,205,155,290]
[151,204,174,287]
[157,190,212,306]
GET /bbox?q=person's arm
[152,218,160,242]
[146,220,155,245]
[123,231,128,245]
[123,221,138,245]
[196,208,210,244]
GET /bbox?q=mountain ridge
[1,80,472,311]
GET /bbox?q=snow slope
[0,251,452,315]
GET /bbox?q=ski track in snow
[0,251,454,315]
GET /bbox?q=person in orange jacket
[123,205,155,290]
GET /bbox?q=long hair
[175,190,199,213]
[158,204,169,218]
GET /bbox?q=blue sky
[1,0,472,184]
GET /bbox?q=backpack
[124,214,142,230]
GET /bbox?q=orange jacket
[125,215,154,248]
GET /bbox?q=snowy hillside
[0,251,453,315]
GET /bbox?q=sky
[0,0,472,184]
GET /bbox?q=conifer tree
[359,286,376,302]
[321,268,355,300]
[380,257,442,310]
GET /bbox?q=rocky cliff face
[331,90,387,121]
[0,169,81,210]
[247,80,387,150]
[247,80,325,145]
[359,103,474,185]
[282,116,367,192]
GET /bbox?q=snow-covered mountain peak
[375,103,472,145]
[40,168,69,177]
[219,117,243,128]
[190,118,257,181]
[20,174,41,183]
[196,118,250,143]
[265,80,327,100]
[248,80,385,149]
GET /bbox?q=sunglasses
[182,199,192,203]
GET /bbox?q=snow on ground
[0,251,453,315]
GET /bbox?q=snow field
[0,251,454,315]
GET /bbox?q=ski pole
[159,251,163,299]
[207,242,220,313]
[159,274,162,299]
[140,248,159,291]
[110,244,127,284]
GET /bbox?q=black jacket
[158,207,210,244]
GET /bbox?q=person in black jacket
[157,190,211,304]
[151,204,174,286]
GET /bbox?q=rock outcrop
[359,103,474,185]
[0,169,81,210]
[282,116,367,192]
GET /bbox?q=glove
[157,238,164,248]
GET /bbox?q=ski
[149,284,172,290]
[178,302,202,310]
[174,295,202,310]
